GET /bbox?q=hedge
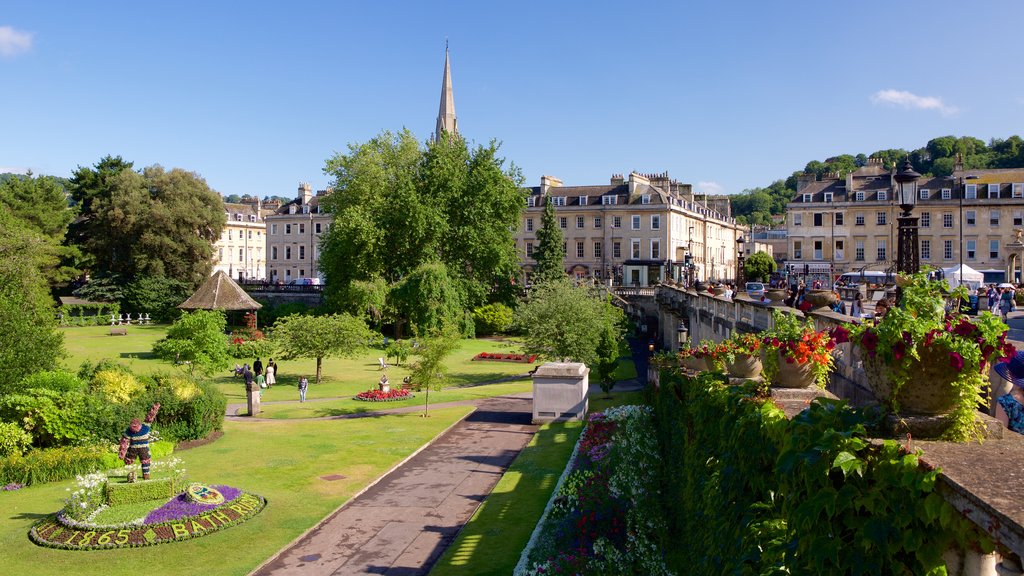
[106,476,177,506]
[0,444,108,486]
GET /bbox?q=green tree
[409,326,460,417]
[514,279,624,368]
[473,302,514,335]
[744,251,777,282]
[532,193,564,283]
[152,310,231,377]
[385,339,412,366]
[272,313,374,383]
[70,158,226,289]
[595,322,620,397]
[319,129,524,330]
[0,172,79,284]
[0,209,64,380]
[390,260,464,337]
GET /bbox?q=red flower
[860,329,879,357]
[830,325,850,344]
[949,352,965,371]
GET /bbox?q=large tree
[69,158,225,288]
[272,313,374,383]
[514,279,625,368]
[319,129,523,332]
[532,193,564,284]
[0,172,78,284]
[744,251,777,283]
[0,209,64,379]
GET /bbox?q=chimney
[796,173,816,192]
[628,171,650,196]
[610,173,624,185]
[540,175,562,196]
[299,182,313,205]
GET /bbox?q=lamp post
[736,235,746,285]
[894,158,922,274]
[957,174,980,286]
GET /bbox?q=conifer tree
[532,194,564,284]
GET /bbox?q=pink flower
[949,352,964,372]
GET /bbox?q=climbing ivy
[653,369,993,575]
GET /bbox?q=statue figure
[118,403,161,482]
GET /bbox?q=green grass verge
[0,406,473,576]
[429,389,646,576]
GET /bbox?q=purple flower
[2,483,24,491]
[949,352,965,372]
[144,485,243,524]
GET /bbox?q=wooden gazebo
[179,271,263,326]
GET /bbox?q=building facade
[212,200,267,281]
[786,157,1024,284]
[515,172,747,287]
[264,183,332,284]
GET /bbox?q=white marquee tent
[942,264,984,291]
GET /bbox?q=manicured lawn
[256,379,533,419]
[429,390,646,576]
[0,406,473,576]
[59,326,533,405]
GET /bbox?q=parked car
[745,282,766,299]
[286,278,322,286]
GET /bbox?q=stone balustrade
[652,283,1024,576]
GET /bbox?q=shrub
[146,380,226,441]
[0,389,93,448]
[17,370,86,394]
[0,422,32,457]
[0,444,107,486]
[227,336,275,359]
[91,369,146,404]
[473,303,514,335]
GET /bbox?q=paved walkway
[251,394,538,576]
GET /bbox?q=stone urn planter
[680,356,705,372]
[862,346,964,415]
[726,354,763,379]
[765,289,788,306]
[804,289,838,310]
[770,349,817,389]
[713,285,728,296]
[694,281,707,292]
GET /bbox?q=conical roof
[178,271,262,311]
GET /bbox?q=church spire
[434,42,457,143]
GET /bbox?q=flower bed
[472,352,537,363]
[516,405,671,575]
[30,485,265,550]
[354,389,413,402]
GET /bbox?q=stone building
[786,157,1024,284]
[264,183,332,284]
[212,200,267,281]
[515,172,747,286]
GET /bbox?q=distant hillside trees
[731,134,1024,226]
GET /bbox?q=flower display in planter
[719,333,764,379]
[761,309,836,389]
[354,388,413,402]
[472,352,538,363]
[692,339,730,372]
[834,271,1014,441]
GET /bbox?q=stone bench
[109,327,128,336]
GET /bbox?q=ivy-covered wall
[654,369,991,575]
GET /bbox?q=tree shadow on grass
[10,511,51,522]
[120,351,157,360]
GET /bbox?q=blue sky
[2,1,1022,198]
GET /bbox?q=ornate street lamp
[736,235,746,285]
[894,158,922,274]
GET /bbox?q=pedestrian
[242,364,253,390]
[298,375,309,403]
[256,372,266,401]
[1000,287,1015,321]
[265,359,276,388]
[850,293,863,317]
[253,357,263,376]
[988,285,999,314]
[993,352,1024,434]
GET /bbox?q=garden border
[511,417,587,576]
